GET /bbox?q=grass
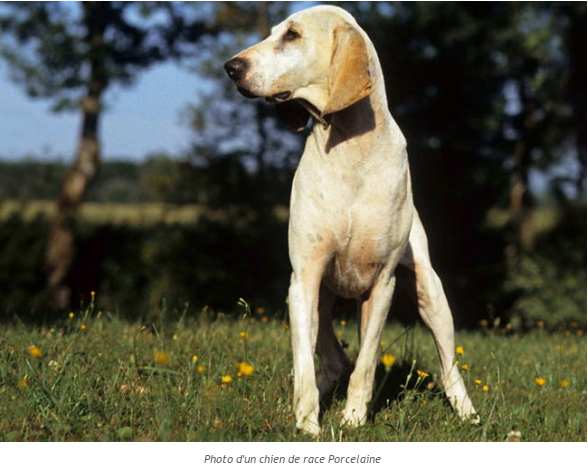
[0,298,585,442]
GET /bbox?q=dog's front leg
[288,270,323,436]
[342,273,396,427]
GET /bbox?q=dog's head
[224,6,373,130]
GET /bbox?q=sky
[0,1,314,163]
[0,60,205,161]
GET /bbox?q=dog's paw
[341,406,367,428]
[296,418,321,437]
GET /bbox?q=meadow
[1,297,585,442]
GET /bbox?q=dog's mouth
[270,91,292,102]
[236,86,259,99]
[236,86,292,104]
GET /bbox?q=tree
[0,1,208,308]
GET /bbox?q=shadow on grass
[319,359,446,422]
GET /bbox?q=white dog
[225,5,477,436]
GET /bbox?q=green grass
[0,300,585,442]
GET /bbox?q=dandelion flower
[482,385,489,392]
[380,340,386,347]
[256,307,265,315]
[537,321,545,328]
[461,364,470,371]
[237,362,254,377]
[416,370,429,378]
[535,377,546,387]
[192,355,198,364]
[28,345,42,359]
[283,324,290,330]
[570,321,578,328]
[239,331,248,340]
[381,353,395,371]
[221,375,233,384]
[197,365,205,374]
[474,379,482,386]
[455,346,464,355]
[18,378,28,389]
[154,351,170,366]
[69,312,74,319]
[261,316,269,323]
[340,320,346,326]
[91,291,96,297]
[577,330,584,336]
[560,379,570,389]
[480,319,489,327]
[80,324,87,331]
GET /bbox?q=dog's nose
[224,57,248,81]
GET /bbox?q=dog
[225,5,477,436]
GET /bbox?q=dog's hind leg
[316,285,353,397]
[400,210,477,421]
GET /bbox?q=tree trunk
[45,2,106,309]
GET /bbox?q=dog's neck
[310,84,404,159]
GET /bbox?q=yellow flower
[416,370,429,378]
[154,351,170,366]
[380,340,386,347]
[560,380,570,389]
[221,375,233,384]
[461,364,470,371]
[256,307,265,315]
[474,379,482,386]
[80,324,87,331]
[535,377,546,387]
[381,354,395,371]
[480,319,489,327]
[28,345,42,359]
[570,321,578,328]
[192,355,198,364]
[91,291,96,297]
[18,378,28,389]
[237,362,254,377]
[283,324,290,330]
[197,365,205,374]
[239,331,248,340]
[577,330,584,336]
[455,346,464,355]
[506,323,512,330]
[340,320,346,326]
[69,312,74,319]
[537,321,545,328]
[482,385,489,392]
[555,345,563,353]
[261,316,269,323]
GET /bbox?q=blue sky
[0,60,205,161]
[0,1,314,163]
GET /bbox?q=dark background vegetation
[0,2,585,329]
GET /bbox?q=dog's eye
[283,28,300,42]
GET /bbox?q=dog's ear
[322,25,373,116]
[275,100,310,131]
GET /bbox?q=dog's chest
[323,229,387,298]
